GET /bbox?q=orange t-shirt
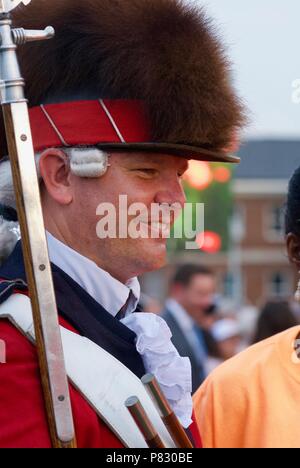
[193,326,300,448]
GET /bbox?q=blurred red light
[213,166,231,183]
[197,231,222,253]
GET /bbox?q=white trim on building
[233,179,288,197]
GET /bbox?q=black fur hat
[0,0,246,161]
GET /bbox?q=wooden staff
[141,374,194,448]
[125,396,166,449]
[0,1,76,448]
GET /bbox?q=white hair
[0,147,109,209]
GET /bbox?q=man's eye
[135,168,158,177]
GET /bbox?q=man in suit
[162,265,217,393]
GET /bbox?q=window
[230,204,245,243]
[223,271,243,301]
[264,204,284,240]
[270,205,284,234]
[269,272,290,298]
[223,272,235,298]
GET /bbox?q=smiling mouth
[139,221,172,237]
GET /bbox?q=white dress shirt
[46,232,140,317]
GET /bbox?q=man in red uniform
[0,0,244,447]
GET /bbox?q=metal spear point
[0,1,76,448]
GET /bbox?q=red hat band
[29,100,151,152]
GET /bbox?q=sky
[194,0,300,139]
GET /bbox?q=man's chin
[137,240,168,272]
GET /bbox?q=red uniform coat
[0,312,201,448]
[0,242,201,448]
[0,315,124,448]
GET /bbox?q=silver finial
[12,26,55,45]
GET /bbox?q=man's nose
[154,180,187,208]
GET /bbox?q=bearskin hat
[0,0,246,162]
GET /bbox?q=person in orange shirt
[193,166,300,448]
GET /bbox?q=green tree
[168,164,233,253]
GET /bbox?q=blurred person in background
[193,166,300,448]
[161,264,218,393]
[206,319,242,374]
[252,301,298,344]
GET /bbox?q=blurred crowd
[140,264,300,393]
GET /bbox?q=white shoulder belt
[0,293,175,448]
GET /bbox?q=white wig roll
[68,147,109,178]
[0,147,109,209]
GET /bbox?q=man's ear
[39,148,73,205]
[286,233,300,269]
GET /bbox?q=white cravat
[46,232,140,317]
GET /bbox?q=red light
[197,231,222,253]
[213,166,231,183]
